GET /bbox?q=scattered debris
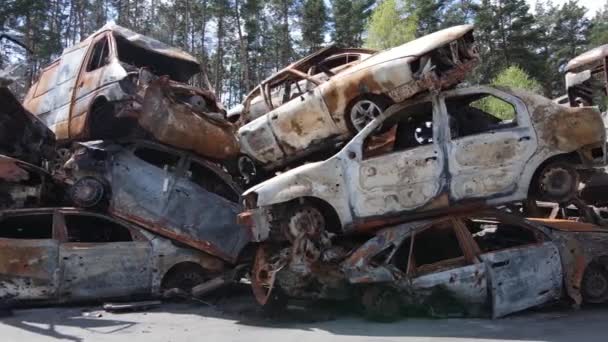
[103,300,162,313]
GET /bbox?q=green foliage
[365,0,416,50]
[331,0,376,47]
[301,0,328,53]
[474,66,542,120]
[590,2,608,47]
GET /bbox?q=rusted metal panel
[58,241,153,300]
[0,238,59,301]
[140,77,239,160]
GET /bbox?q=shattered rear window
[64,214,133,243]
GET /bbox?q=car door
[406,219,488,315]
[109,142,182,229]
[441,87,537,201]
[164,156,249,262]
[347,96,447,219]
[69,33,113,136]
[465,217,563,318]
[57,211,153,300]
[0,210,60,301]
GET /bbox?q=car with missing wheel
[61,140,249,264]
[239,85,608,243]
[233,25,479,182]
[0,207,228,304]
[252,210,608,319]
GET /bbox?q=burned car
[22,24,239,160]
[0,208,227,303]
[239,86,607,242]
[0,155,63,210]
[235,25,479,181]
[62,140,249,264]
[252,211,608,319]
[564,44,608,108]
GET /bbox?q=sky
[526,0,605,17]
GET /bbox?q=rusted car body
[565,44,608,108]
[0,155,63,210]
[22,24,238,160]
[0,208,225,303]
[62,140,249,263]
[240,85,607,242]
[252,211,608,319]
[235,25,479,180]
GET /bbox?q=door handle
[518,136,531,142]
[425,156,437,162]
[491,260,510,268]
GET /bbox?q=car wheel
[346,97,388,133]
[162,264,207,293]
[251,243,288,313]
[534,162,579,203]
[69,177,107,208]
[282,204,326,242]
[582,263,608,304]
[361,287,401,322]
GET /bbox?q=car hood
[347,24,475,73]
[0,86,55,166]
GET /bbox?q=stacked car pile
[0,25,250,304]
[2,24,608,320]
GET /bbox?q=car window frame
[130,141,187,177]
[183,155,242,203]
[461,215,549,257]
[355,94,440,161]
[0,210,61,241]
[406,217,479,277]
[440,87,531,141]
[55,210,148,245]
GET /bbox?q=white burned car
[240,86,607,241]
[0,208,227,303]
[235,25,479,182]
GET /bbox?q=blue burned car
[62,140,249,264]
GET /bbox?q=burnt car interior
[446,94,516,138]
[65,214,133,243]
[465,218,540,253]
[0,213,53,239]
[363,101,434,159]
[113,33,199,82]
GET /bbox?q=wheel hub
[350,100,383,132]
[538,166,577,202]
[286,207,325,240]
[71,177,105,208]
[585,269,608,298]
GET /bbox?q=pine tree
[365,0,416,50]
[301,0,328,53]
[404,0,446,36]
[589,2,608,47]
[330,0,375,47]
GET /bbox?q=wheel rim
[538,166,578,202]
[286,206,325,241]
[584,268,608,301]
[350,100,383,132]
[71,177,105,208]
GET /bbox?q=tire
[361,287,401,322]
[582,263,608,304]
[345,96,389,133]
[533,162,580,203]
[69,177,107,209]
[162,264,207,292]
